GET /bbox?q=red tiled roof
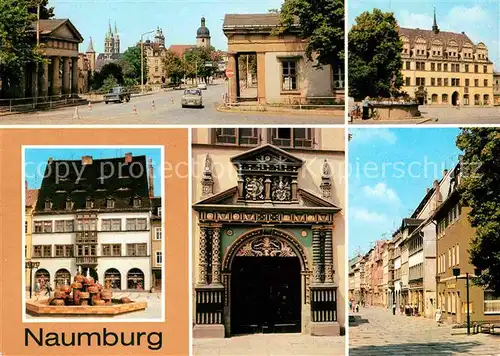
[398,27,475,50]
[168,45,196,57]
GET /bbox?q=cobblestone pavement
[193,333,345,355]
[349,306,500,355]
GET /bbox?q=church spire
[114,22,119,36]
[87,37,95,53]
[432,7,440,34]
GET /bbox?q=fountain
[26,268,146,316]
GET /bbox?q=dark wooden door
[231,256,301,335]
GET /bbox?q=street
[0,83,343,125]
[193,333,345,355]
[25,291,163,320]
[350,306,500,356]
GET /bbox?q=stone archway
[222,228,309,336]
[452,91,459,106]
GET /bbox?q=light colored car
[181,89,203,108]
[197,82,207,90]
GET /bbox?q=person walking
[456,98,461,110]
[362,96,370,120]
[392,302,396,315]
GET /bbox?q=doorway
[231,256,301,335]
[452,91,459,106]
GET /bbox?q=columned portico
[71,57,79,94]
[51,56,61,96]
[62,57,71,95]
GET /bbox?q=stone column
[212,225,222,284]
[324,229,334,283]
[71,57,79,95]
[62,57,71,95]
[41,60,49,98]
[256,52,266,104]
[227,53,237,102]
[312,227,322,283]
[52,57,61,96]
[198,226,208,285]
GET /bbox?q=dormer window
[85,197,93,209]
[65,199,73,210]
[44,200,52,210]
[157,207,161,217]
[106,198,115,209]
[133,197,142,208]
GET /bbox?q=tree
[0,0,43,98]
[120,46,145,84]
[99,75,119,93]
[91,63,124,90]
[184,46,221,83]
[277,0,344,68]
[162,49,185,85]
[28,0,55,19]
[348,9,403,100]
[456,128,500,295]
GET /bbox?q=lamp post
[453,267,482,335]
[140,30,155,94]
[25,261,40,299]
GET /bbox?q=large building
[494,72,500,105]
[196,17,211,48]
[150,196,162,290]
[223,13,344,104]
[96,21,122,71]
[30,153,158,292]
[25,183,39,292]
[399,10,494,106]
[191,128,346,338]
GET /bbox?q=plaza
[350,307,500,356]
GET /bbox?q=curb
[216,105,344,117]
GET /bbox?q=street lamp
[453,267,482,335]
[140,30,155,94]
[25,261,40,299]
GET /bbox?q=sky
[348,0,500,71]
[24,147,163,196]
[348,128,462,258]
[50,0,284,53]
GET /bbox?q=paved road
[0,84,343,125]
[350,306,500,355]
[350,106,500,125]
[193,333,345,355]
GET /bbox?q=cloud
[362,182,400,203]
[399,10,433,29]
[350,207,387,223]
[350,129,397,144]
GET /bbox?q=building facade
[223,13,344,104]
[494,72,500,105]
[435,164,500,324]
[399,11,494,106]
[96,22,122,71]
[191,128,345,338]
[30,153,156,292]
[25,183,39,292]
[151,196,162,290]
[196,17,211,48]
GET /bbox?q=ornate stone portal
[192,145,341,338]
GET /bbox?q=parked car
[197,82,207,90]
[104,87,131,104]
[181,89,203,108]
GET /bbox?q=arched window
[442,94,448,103]
[127,268,145,290]
[104,268,121,290]
[55,268,71,287]
[431,94,438,103]
[35,269,50,287]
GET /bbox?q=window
[85,199,93,209]
[25,221,28,233]
[55,245,73,257]
[33,245,42,257]
[156,251,162,265]
[474,65,478,73]
[102,244,121,256]
[475,79,479,87]
[456,244,460,265]
[44,200,52,210]
[127,243,147,256]
[465,79,470,87]
[65,200,73,210]
[214,128,259,146]
[126,218,147,231]
[106,198,115,209]
[43,245,52,257]
[465,64,469,72]
[133,197,142,208]
[483,65,487,73]
[54,220,73,232]
[405,61,410,70]
[416,78,425,86]
[431,78,435,86]
[484,79,488,87]
[444,64,448,72]
[155,227,162,240]
[431,63,435,71]
[157,207,161,217]
[484,291,500,314]
[405,77,411,86]
[437,63,442,71]
[437,78,442,86]
[42,221,52,233]
[281,59,298,91]
[271,128,313,148]
[444,78,449,86]
[77,219,97,231]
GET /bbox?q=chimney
[125,152,133,163]
[82,155,93,165]
[443,169,448,177]
[148,158,154,198]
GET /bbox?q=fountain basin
[26,299,147,316]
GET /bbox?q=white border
[188,129,194,356]
[21,144,165,323]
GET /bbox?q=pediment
[230,144,303,173]
[47,20,83,43]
